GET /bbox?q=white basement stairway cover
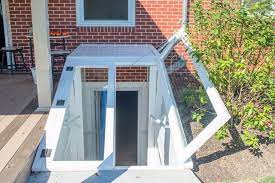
[32,44,192,172]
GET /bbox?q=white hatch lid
[66,44,160,66]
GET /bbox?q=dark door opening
[115,91,138,166]
[0,0,6,66]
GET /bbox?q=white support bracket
[159,27,185,61]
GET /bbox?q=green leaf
[188,0,274,150]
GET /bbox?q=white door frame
[83,82,149,166]
[1,0,13,65]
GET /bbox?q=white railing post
[31,0,53,109]
[147,66,160,165]
[105,64,116,167]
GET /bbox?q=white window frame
[76,0,136,27]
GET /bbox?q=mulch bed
[169,72,275,183]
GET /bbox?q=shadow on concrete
[82,170,128,183]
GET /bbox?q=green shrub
[188,0,274,149]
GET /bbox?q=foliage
[180,86,218,125]
[188,0,275,149]
[260,176,275,183]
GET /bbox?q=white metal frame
[32,44,194,172]
[158,27,231,163]
[76,0,136,27]
[153,54,191,165]
[32,62,156,172]
[178,30,231,162]
[33,65,116,172]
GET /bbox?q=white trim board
[1,0,13,65]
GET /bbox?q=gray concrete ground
[29,169,201,183]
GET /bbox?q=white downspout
[182,0,189,27]
[159,0,188,60]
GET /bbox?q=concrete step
[28,169,201,183]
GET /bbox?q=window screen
[84,0,128,20]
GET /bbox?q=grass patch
[261,176,275,183]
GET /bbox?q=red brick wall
[8,0,193,74]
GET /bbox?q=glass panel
[54,68,109,161]
[169,72,217,128]
[83,90,107,160]
[84,0,128,20]
[167,57,217,146]
[152,69,173,165]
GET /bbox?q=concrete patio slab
[28,169,201,183]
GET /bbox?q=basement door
[115,91,138,166]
